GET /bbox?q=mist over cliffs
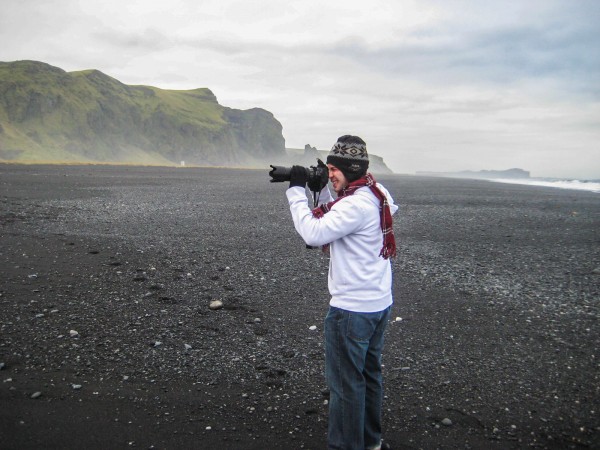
[0,61,286,166]
[284,144,393,174]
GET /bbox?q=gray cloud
[92,28,173,52]
[331,20,600,98]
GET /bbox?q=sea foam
[490,178,600,193]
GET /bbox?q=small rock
[209,300,223,310]
[72,384,82,390]
[31,391,42,399]
[441,418,452,426]
[254,318,261,323]
[69,330,79,338]
[153,341,162,347]
[395,317,403,322]
[184,344,192,351]
[309,325,317,331]
[0,363,5,370]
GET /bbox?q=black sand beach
[1,164,598,449]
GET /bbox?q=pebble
[31,391,42,399]
[184,344,192,350]
[69,330,79,338]
[441,418,452,426]
[72,384,82,390]
[309,325,317,331]
[0,363,5,370]
[154,341,162,347]
[209,300,223,310]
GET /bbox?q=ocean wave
[490,178,600,193]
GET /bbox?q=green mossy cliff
[0,60,286,166]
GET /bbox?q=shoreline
[486,177,600,193]
[1,164,598,449]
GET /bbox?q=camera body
[269,159,329,192]
[269,158,329,250]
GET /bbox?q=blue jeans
[324,305,391,450]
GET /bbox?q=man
[285,135,398,450]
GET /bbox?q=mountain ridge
[0,60,286,166]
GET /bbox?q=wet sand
[1,164,598,449]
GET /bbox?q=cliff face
[0,60,286,165]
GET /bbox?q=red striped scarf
[312,173,396,259]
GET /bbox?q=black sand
[1,164,598,449]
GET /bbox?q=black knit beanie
[326,135,369,182]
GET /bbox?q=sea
[489,178,600,193]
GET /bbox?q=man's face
[327,164,348,194]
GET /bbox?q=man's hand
[289,166,308,189]
[307,158,329,192]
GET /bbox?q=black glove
[289,165,308,189]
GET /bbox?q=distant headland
[416,168,530,179]
[284,144,393,174]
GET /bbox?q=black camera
[269,158,329,192]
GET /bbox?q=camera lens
[269,165,292,182]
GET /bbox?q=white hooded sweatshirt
[286,183,399,313]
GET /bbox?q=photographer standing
[285,135,398,450]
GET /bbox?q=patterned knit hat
[326,135,369,182]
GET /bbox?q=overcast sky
[2,0,599,178]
